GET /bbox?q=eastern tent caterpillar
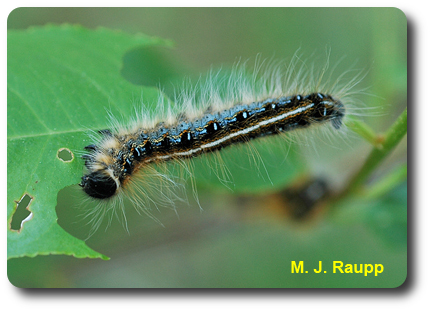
[78,54,364,234]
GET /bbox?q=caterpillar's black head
[80,171,118,199]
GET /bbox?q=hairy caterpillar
[78,54,365,234]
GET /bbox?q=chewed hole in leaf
[10,194,33,231]
[57,148,74,162]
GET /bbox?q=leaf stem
[345,117,383,148]
[333,107,407,204]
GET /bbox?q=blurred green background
[7,7,407,288]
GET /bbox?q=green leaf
[8,25,309,260]
[7,25,172,259]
